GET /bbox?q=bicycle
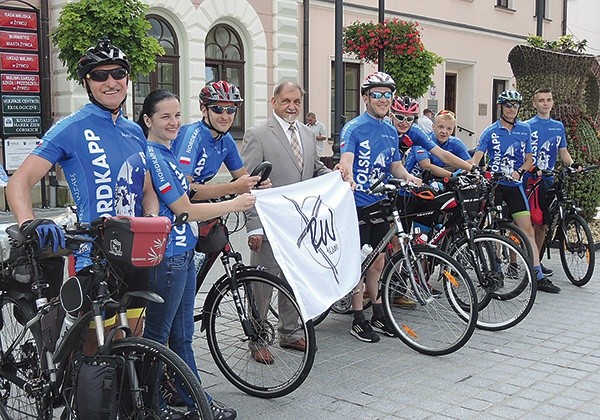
[192,162,317,398]
[530,165,598,286]
[356,176,478,356]
[0,216,211,419]
[425,172,537,331]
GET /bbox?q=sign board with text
[0,9,37,31]
[3,116,41,135]
[3,137,39,170]
[2,94,39,113]
[1,73,39,92]
[0,31,37,51]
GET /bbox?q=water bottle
[193,251,206,276]
[360,244,373,263]
[56,312,77,349]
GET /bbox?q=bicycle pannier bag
[73,354,123,420]
[102,216,171,267]
[196,218,228,253]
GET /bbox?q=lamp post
[536,0,545,36]
[332,0,344,164]
[378,0,385,71]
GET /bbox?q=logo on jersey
[179,156,191,165]
[159,182,172,194]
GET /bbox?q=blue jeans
[143,249,212,405]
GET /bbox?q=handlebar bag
[102,216,171,267]
[196,218,228,254]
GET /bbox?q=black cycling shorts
[495,184,530,218]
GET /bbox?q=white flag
[253,172,361,320]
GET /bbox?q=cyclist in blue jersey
[339,72,422,343]
[138,90,251,420]
[524,88,579,280]
[472,89,560,293]
[7,37,159,339]
[405,110,471,178]
[172,81,266,200]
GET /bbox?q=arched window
[205,24,245,139]
[133,15,180,121]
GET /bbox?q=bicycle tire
[311,307,330,326]
[559,213,595,286]
[0,295,52,419]
[203,270,316,398]
[450,233,537,331]
[109,336,211,419]
[380,246,478,356]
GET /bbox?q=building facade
[0,0,581,205]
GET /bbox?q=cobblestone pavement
[3,208,600,419]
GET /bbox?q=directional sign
[2,95,40,113]
[2,115,41,135]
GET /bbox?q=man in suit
[241,81,333,364]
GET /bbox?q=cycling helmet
[361,72,396,95]
[77,36,130,80]
[496,90,523,105]
[200,81,244,105]
[391,96,419,115]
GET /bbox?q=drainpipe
[562,0,568,36]
[536,0,545,37]
[303,0,309,117]
[378,0,384,71]
[332,0,344,165]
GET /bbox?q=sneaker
[158,407,187,420]
[506,263,520,279]
[370,317,396,337]
[537,278,561,293]
[350,319,380,343]
[392,295,418,309]
[541,264,554,277]
[210,399,237,420]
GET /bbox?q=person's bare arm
[6,155,52,225]
[418,158,453,178]
[390,161,421,185]
[431,146,473,171]
[559,147,574,166]
[142,172,159,216]
[187,168,260,201]
[168,192,256,222]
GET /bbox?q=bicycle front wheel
[109,337,211,419]
[0,295,51,419]
[451,233,536,331]
[381,246,478,356]
[559,213,595,286]
[203,270,316,398]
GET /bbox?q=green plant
[51,0,164,81]
[343,18,443,98]
[525,34,588,54]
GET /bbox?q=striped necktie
[289,124,303,167]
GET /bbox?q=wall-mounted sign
[0,52,38,72]
[0,9,37,31]
[3,137,39,170]
[3,115,41,135]
[2,95,40,113]
[1,74,39,92]
[0,31,38,51]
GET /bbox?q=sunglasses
[503,102,520,109]
[392,114,415,123]
[86,68,128,82]
[368,91,393,100]
[436,110,456,118]
[208,105,238,115]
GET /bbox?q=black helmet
[77,36,130,81]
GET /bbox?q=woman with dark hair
[138,90,246,419]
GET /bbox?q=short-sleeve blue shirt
[341,113,401,207]
[405,133,470,176]
[172,121,244,184]
[146,142,197,256]
[32,103,148,270]
[524,115,567,171]
[476,120,532,185]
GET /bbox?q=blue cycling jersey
[172,121,244,184]
[476,119,532,185]
[405,134,470,176]
[341,113,401,207]
[33,103,148,270]
[524,115,567,171]
[404,123,437,151]
[146,142,196,256]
